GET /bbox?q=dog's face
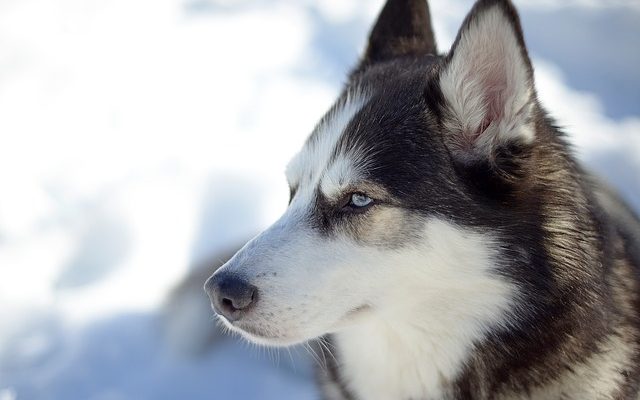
[206,0,536,346]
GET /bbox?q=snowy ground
[0,0,638,399]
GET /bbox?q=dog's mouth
[231,321,277,339]
[333,304,373,329]
[345,304,372,317]
[223,319,302,346]
[217,303,373,346]
[215,313,298,346]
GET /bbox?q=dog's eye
[348,193,373,209]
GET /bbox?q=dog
[204,0,640,398]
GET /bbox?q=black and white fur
[205,1,640,398]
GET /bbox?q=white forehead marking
[286,88,369,203]
[320,154,367,200]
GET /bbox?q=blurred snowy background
[0,0,638,399]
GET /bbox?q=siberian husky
[205,0,640,398]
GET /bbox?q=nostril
[205,272,258,321]
[222,297,235,311]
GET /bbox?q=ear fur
[357,0,437,71]
[439,0,535,167]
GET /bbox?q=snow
[0,0,638,399]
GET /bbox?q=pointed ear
[439,0,535,166]
[357,0,437,70]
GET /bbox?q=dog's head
[206,0,539,346]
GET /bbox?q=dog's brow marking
[319,151,375,201]
[320,157,361,200]
[286,88,369,205]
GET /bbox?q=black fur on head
[354,0,437,73]
[446,0,532,72]
[345,0,539,208]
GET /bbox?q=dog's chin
[217,316,311,347]
[217,304,373,347]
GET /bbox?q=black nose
[205,272,258,321]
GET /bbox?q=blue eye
[349,193,373,208]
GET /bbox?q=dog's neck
[332,314,470,400]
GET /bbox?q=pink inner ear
[474,66,508,139]
[441,4,534,159]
